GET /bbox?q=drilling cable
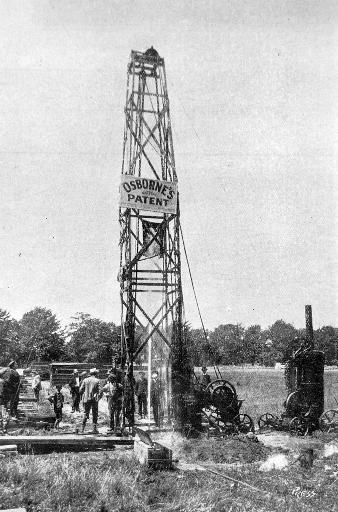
[179,224,208,342]
[179,223,222,380]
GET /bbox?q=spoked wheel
[234,413,254,434]
[289,416,309,436]
[258,413,277,431]
[319,409,338,433]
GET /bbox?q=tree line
[0,308,120,367]
[184,321,338,367]
[0,307,337,367]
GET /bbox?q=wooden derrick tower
[119,48,184,427]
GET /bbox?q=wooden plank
[0,445,18,451]
[0,509,26,512]
[0,435,133,447]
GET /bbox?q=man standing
[79,368,101,434]
[136,371,148,419]
[100,372,123,433]
[0,375,9,433]
[68,369,81,412]
[32,371,42,402]
[3,361,20,418]
[48,384,64,429]
[150,371,162,428]
[123,371,135,427]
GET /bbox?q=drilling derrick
[119,48,185,428]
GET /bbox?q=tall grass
[1,449,338,512]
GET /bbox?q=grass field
[0,367,337,511]
[1,442,338,512]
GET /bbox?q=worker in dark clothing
[200,366,211,388]
[68,369,81,412]
[100,372,123,432]
[2,361,21,418]
[123,372,135,427]
[48,384,64,429]
[136,372,148,419]
[0,376,10,433]
[150,371,162,428]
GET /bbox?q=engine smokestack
[305,305,314,349]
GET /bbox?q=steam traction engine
[258,306,325,436]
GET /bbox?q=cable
[179,223,207,341]
[179,223,222,380]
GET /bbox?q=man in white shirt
[79,368,101,434]
[32,371,42,402]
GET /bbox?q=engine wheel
[258,413,277,430]
[319,409,338,433]
[234,413,254,434]
[289,416,308,436]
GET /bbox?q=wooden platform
[0,434,133,453]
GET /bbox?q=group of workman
[0,362,211,434]
[70,368,162,433]
[53,367,163,434]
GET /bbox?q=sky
[0,0,337,330]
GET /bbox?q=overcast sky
[0,0,337,330]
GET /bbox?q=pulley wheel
[206,380,237,409]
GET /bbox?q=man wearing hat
[79,368,101,434]
[68,369,81,412]
[150,371,162,428]
[135,371,148,419]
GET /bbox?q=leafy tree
[314,326,338,365]
[183,327,212,366]
[0,309,21,366]
[263,320,299,365]
[208,324,245,365]
[243,325,263,365]
[18,307,65,363]
[66,313,120,363]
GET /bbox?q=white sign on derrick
[120,175,177,214]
